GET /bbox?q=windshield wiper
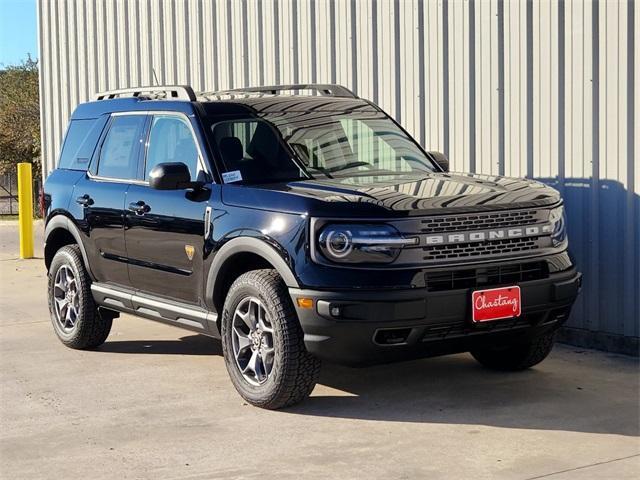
[306,165,334,179]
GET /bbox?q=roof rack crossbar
[208,84,358,99]
[94,85,196,101]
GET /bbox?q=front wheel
[470,332,556,371]
[221,269,321,409]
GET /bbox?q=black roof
[197,94,378,114]
[73,84,379,120]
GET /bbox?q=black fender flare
[205,236,300,310]
[44,215,94,278]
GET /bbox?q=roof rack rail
[209,84,358,99]
[94,85,196,101]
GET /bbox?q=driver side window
[145,115,200,180]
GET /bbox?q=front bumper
[290,268,582,366]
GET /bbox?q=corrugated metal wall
[38,0,639,353]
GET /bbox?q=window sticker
[222,170,243,183]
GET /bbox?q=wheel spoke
[54,269,67,294]
[233,326,252,354]
[254,354,267,382]
[257,308,273,333]
[60,301,69,318]
[65,303,73,325]
[243,349,259,376]
[54,297,66,311]
[235,308,254,332]
[67,304,77,326]
[60,267,69,288]
[248,299,260,330]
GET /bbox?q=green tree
[0,56,40,178]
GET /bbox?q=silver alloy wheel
[231,296,275,386]
[52,265,79,333]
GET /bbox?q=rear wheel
[470,332,555,371]
[47,245,112,349]
[221,269,321,409]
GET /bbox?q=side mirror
[149,162,201,190]
[427,151,449,172]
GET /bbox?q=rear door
[124,113,212,305]
[73,113,148,287]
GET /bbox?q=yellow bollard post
[17,162,34,259]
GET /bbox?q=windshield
[210,110,437,185]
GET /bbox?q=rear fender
[44,215,93,278]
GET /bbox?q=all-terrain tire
[221,269,321,409]
[47,245,112,349]
[470,332,555,371]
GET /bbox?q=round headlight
[317,224,416,264]
[325,230,353,258]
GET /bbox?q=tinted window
[97,115,146,179]
[212,119,303,184]
[265,111,437,178]
[58,119,100,170]
[145,115,199,180]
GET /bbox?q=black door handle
[76,194,93,207]
[128,200,150,215]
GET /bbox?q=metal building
[37,0,638,354]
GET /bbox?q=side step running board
[91,283,219,338]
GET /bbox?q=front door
[125,113,211,305]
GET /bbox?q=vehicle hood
[281,172,560,215]
[223,172,561,217]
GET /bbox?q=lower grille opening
[374,328,412,346]
[422,314,544,342]
[425,261,549,292]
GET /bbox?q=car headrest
[219,136,244,164]
[246,122,281,162]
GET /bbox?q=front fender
[205,236,300,310]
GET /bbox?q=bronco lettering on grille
[424,224,552,245]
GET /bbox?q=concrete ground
[1,221,638,480]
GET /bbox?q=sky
[0,0,38,66]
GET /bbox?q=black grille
[421,314,543,341]
[425,261,548,292]
[424,237,540,260]
[420,210,538,233]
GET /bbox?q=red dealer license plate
[472,286,521,323]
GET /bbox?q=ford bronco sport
[44,84,581,409]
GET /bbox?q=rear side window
[97,115,146,180]
[58,118,108,170]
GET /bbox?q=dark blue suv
[44,84,581,409]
